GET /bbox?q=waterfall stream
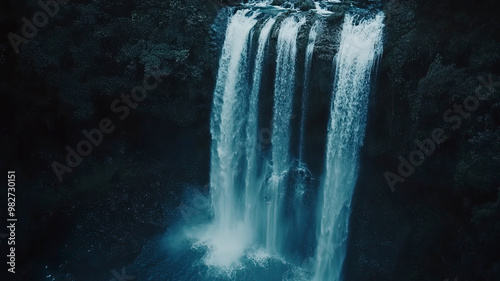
[244,16,277,252]
[299,20,321,162]
[208,9,259,267]
[195,5,384,280]
[313,12,385,281]
[266,14,306,255]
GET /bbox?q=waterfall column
[266,15,306,255]
[207,9,259,267]
[313,12,385,281]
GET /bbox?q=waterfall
[206,8,309,268]
[313,12,385,281]
[244,16,277,248]
[201,4,385,278]
[208,9,259,267]
[266,15,306,254]
[299,20,322,162]
[285,19,322,260]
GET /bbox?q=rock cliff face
[1,0,499,280]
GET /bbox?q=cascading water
[186,3,385,280]
[266,15,306,255]
[299,20,322,162]
[313,12,385,281]
[207,9,259,267]
[244,16,277,249]
[286,19,322,260]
